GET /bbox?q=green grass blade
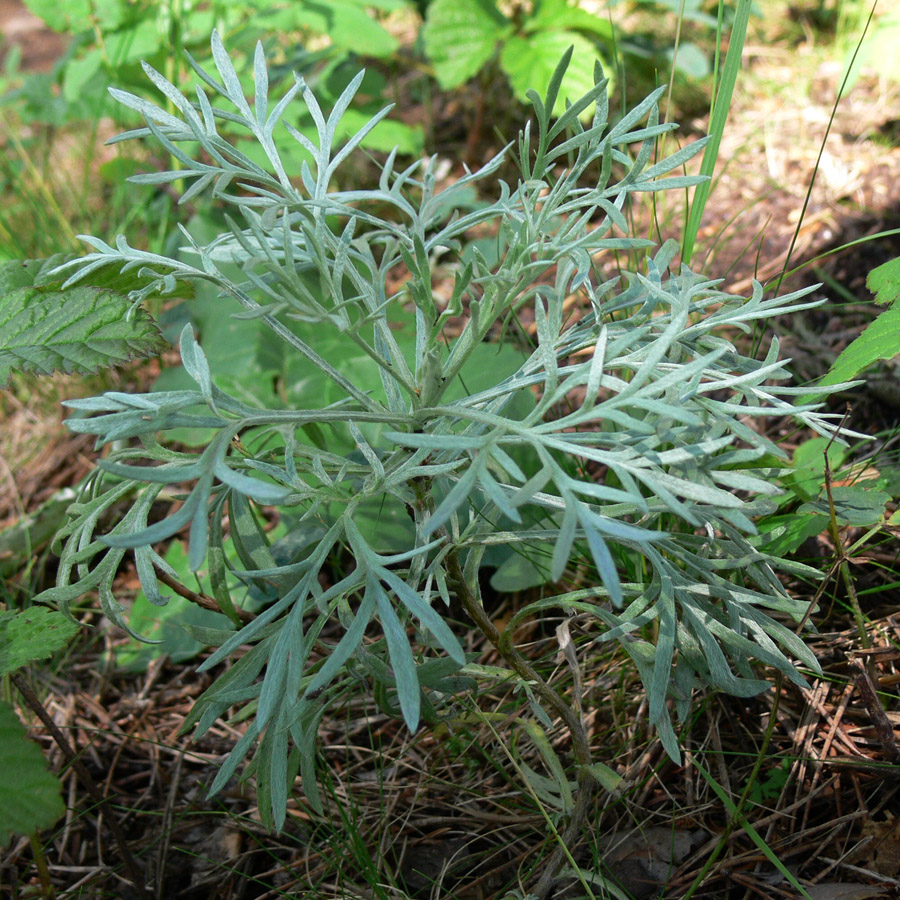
[681,0,752,264]
[692,758,812,900]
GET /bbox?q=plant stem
[29,833,55,899]
[444,550,597,898]
[408,470,596,896]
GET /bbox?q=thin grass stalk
[773,0,878,293]
[681,0,752,264]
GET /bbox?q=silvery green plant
[38,33,847,890]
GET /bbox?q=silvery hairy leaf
[37,32,849,827]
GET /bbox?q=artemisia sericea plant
[36,33,851,895]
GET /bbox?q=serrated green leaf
[423,0,510,88]
[304,0,399,57]
[816,302,900,390]
[0,256,69,292]
[1,256,194,297]
[0,608,79,677]
[22,0,123,33]
[867,255,900,307]
[0,701,64,844]
[0,283,166,386]
[528,0,615,40]
[501,31,608,116]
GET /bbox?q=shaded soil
[0,0,66,72]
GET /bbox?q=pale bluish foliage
[40,33,848,828]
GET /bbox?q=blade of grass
[690,754,812,899]
[772,0,878,293]
[681,0,752,264]
[681,673,812,900]
[467,703,598,900]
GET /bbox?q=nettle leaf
[811,252,900,390]
[528,0,615,40]
[0,701,65,843]
[501,31,608,116]
[815,301,900,391]
[867,255,900,306]
[0,607,80,677]
[292,0,400,57]
[0,278,166,386]
[423,0,511,88]
[22,0,122,34]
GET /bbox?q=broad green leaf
[0,489,77,579]
[0,256,75,292]
[490,547,551,592]
[0,255,194,298]
[331,108,424,156]
[0,608,79,677]
[653,0,719,25]
[528,0,615,40]
[583,761,624,795]
[501,31,607,116]
[303,0,399,57]
[105,19,163,64]
[423,0,510,88]
[799,486,890,528]
[816,302,900,390]
[62,49,105,103]
[785,437,847,501]
[0,701,64,844]
[667,42,711,79]
[756,513,827,557]
[841,12,900,92]
[350,495,417,555]
[114,541,231,672]
[867,255,900,306]
[0,279,166,386]
[23,0,123,33]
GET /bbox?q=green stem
[408,465,596,897]
[682,672,783,900]
[29,833,55,899]
[443,548,596,898]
